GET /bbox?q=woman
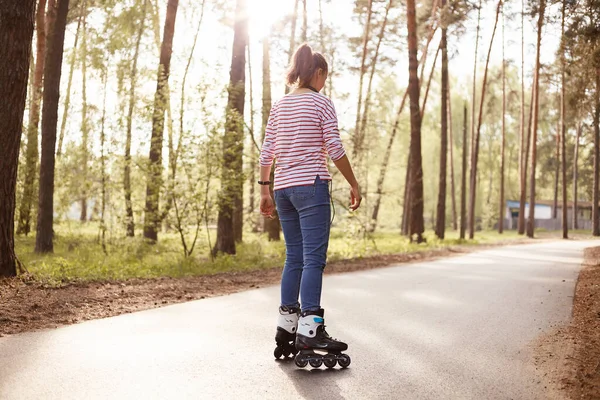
[259,44,361,369]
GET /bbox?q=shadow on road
[276,358,349,400]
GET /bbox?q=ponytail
[286,43,329,88]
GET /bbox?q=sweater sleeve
[259,103,278,166]
[319,98,346,161]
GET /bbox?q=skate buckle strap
[313,317,324,323]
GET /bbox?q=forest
[0,0,599,280]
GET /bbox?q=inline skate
[294,308,351,369]
[274,306,300,359]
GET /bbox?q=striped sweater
[259,92,346,191]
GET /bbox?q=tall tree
[285,0,299,95]
[499,2,506,234]
[213,0,248,255]
[17,0,47,236]
[573,122,581,230]
[0,0,36,276]
[460,105,468,239]
[36,0,70,253]
[560,0,567,239]
[448,81,458,230]
[79,0,88,222]
[526,0,545,238]
[469,0,501,239]
[100,62,108,253]
[594,68,600,236]
[143,0,179,242]
[262,37,280,241]
[124,0,148,237]
[517,0,526,234]
[406,0,425,243]
[301,0,307,42]
[56,0,82,157]
[435,0,449,239]
[470,0,481,170]
[353,0,373,158]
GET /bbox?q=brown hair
[286,44,328,88]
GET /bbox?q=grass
[14,221,537,285]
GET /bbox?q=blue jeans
[274,176,331,312]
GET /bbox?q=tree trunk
[420,44,441,118]
[143,0,179,242]
[100,64,108,252]
[285,0,299,95]
[460,105,468,240]
[18,0,47,236]
[371,89,408,232]
[213,0,247,255]
[0,0,36,276]
[553,116,559,220]
[262,37,281,241]
[435,3,448,239]
[248,42,256,229]
[573,122,581,230]
[353,0,373,158]
[406,0,425,243]
[499,4,505,234]
[79,0,88,222]
[36,0,69,253]
[560,0,567,239]
[526,0,545,239]
[469,0,501,239]
[593,68,600,236]
[470,0,482,172]
[517,0,527,234]
[124,0,147,238]
[301,0,307,42]
[448,80,457,231]
[358,0,392,178]
[56,0,81,157]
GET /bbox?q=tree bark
[469,0,501,239]
[420,44,441,118]
[553,115,559,220]
[353,0,373,158]
[36,0,70,253]
[143,0,179,242]
[18,0,47,236]
[262,37,281,241]
[79,0,88,222]
[100,64,108,252]
[460,105,468,239]
[526,0,545,238]
[499,4,505,233]
[285,0,299,95]
[0,0,36,276]
[124,0,147,237]
[517,0,526,234]
[56,0,81,157]
[406,0,425,243]
[435,1,448,239]
[470,0,482,172]
[593,68,600,236]
[573,122,581,230]
[213,0,247,255]
[560,0,567,239]
[448,80,457,230]
[301,0,307,42]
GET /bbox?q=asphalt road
[0,240,595,400]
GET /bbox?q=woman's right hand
[350,183,362,211]
[260,194,275,219]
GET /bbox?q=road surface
[0,240,595,399]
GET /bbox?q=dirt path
[534,246,600,399]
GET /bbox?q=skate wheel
[338,354,351,368]
[309,358,323,368]
[274,346,283,359]
[324,355,337,369]
[282,347,291,358]
[290,347,299,356]
[294,354,308,368]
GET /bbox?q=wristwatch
[258,180,272,186]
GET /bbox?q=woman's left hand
[260,194,275,219]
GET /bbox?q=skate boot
[294,308,351,369]
[274,306,300,359]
